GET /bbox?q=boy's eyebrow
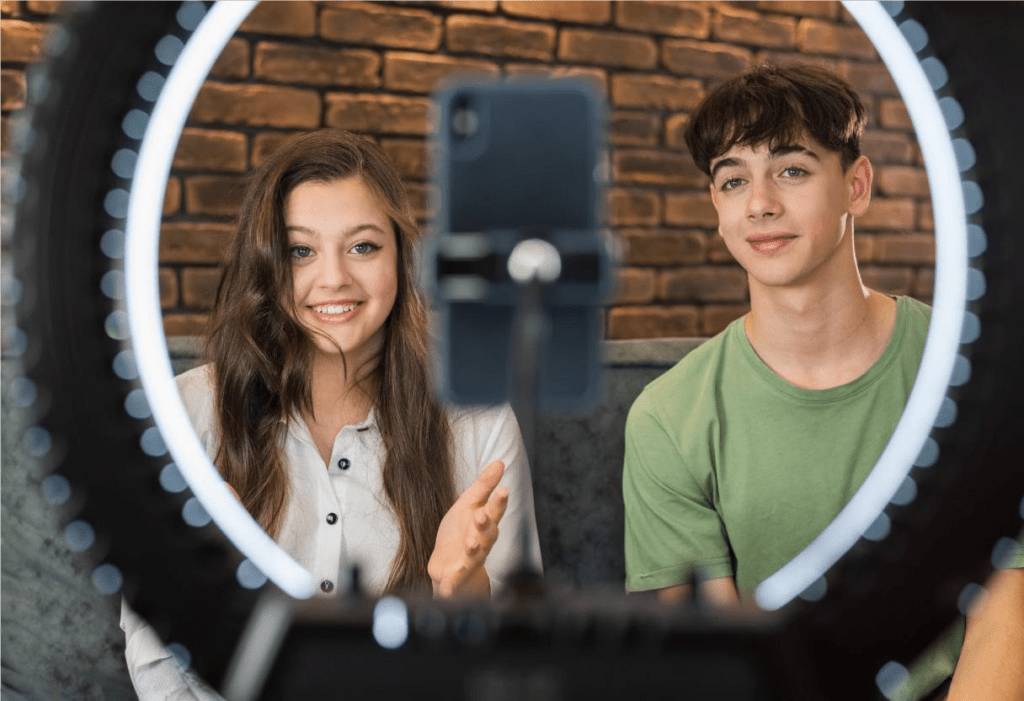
[710,144,822,180]
[710,157,742,180]
[769,143,821,161]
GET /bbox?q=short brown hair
[684,63,867,176]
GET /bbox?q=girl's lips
[748,237,795,255]
[308,302,363,324]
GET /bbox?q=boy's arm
[657,578,741,606]
[947,567,1024,700]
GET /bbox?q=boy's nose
[746,179,781,220]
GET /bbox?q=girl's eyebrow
[285,223,387,238]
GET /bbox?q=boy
[622,64,1023,697]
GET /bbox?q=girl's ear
[848,155,873,216]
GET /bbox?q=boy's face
[708,136,871,291]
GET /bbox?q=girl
[122,129,540,698]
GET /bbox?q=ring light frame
[9,1,1024,697]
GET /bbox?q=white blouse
[122,364,542,700]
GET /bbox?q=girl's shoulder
[175,364,217,429]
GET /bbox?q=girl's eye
[290,245,313,259]
[351,242,381,255]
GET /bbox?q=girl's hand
[428,459,509,599]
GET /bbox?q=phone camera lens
[451,106,479,138]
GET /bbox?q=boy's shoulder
[629,319,740,426]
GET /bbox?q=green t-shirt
[623,295,932,596]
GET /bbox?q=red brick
[322,3,441,51]
[611,74,702,110]
[1,69,26,110]
[664,191,718,228]
[502,1,610,23]
[615,2,710,39]
[325,93,431,135]
[879,98,912,130]
[446,15,555,60]
[25,1,62,14]
[913,268,934,298]
[613,148,705,187]
[1,19,48,62]
[750,1,838,18]
[384,52,498,93]
[659,266,747,302]
[254,43,381,87]
[434,1,497,10]
[664,112,691,149]
[874,233,935,265]
[860,266,913,296]
[701,303,749,336]
[238,1,315,36]
[191,83,320,129]
[558,29,656,69]
[1,115,10,153]
[918,202,933,231]
[797,18,876,59]
[181,267,221,308]
[609,110,660,147]
[861,130,915,165]
[380,138,430,180]
[163,177,181,216]
[404,181,435,220]
[159,268,179,308]
[613,267,656,304]
[252,131,305,167]
[857,197,915,231]
[184,175,246,218]
[608,188,660,226]
[753,51,842,75]
[503,64,607,94]
[877,165,929,198]
[713,6,796,49]
[854,232,875,263]
[173,128,247,172]
[843,62,899,97]
[210,38,250,80]
[160,222,235,264]
[163,314,209,337]
[661,39,752,79]
[1,2,19,16]
[619,228,705,265]
[706,233,734,263]
[607,305,699,339]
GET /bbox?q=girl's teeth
[316,304,357,314]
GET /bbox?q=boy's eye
[290,245,313,259]
[351,241,381,255]
[781,166,808,178]
[720,177,744,191]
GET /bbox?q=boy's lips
[747,233,796,255]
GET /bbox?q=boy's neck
[744,262,898,390]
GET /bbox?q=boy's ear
[709,181,719,210]
[848,155,873,216]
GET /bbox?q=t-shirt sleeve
[622,393,733,592]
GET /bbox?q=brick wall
[1,1,934,340]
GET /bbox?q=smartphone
[426,78,609,413]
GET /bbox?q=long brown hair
[206,129,455,594]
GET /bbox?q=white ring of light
[124,0,315,599]
[756,2,968,609]
[122,1,967,608]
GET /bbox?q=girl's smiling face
[285,176,399,367]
